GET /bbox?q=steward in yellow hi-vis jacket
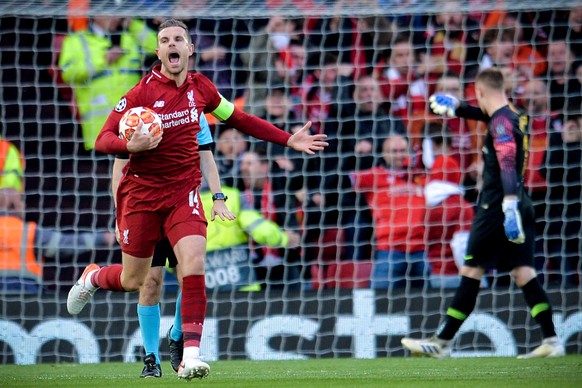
[59,17,156,150]
[0,212,114,294]
[0,137,25,218]
[200,186,299,291]
[0,138,24,192]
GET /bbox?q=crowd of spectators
[1,1,581,292]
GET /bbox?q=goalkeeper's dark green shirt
[457,103,531,212]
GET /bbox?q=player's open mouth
[169,52,180,64]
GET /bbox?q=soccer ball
[118,106,163,141]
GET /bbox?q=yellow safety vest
[0,139,25,191]
[59,20,157,150]
[202,187,289,252]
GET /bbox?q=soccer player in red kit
[66,19,328,380]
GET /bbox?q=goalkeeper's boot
[67,264,100,315]
[167,325,184,372]
[178,358,210,380]
[140,353,162,378]
[517,336,565,359]
[401,336,451,358]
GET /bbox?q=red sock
[182,275,207,348]
[92,264,124,291]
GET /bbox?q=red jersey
[353,167,426,252]
[98,67,222,188]
[95,65,291,189]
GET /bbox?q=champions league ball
[118,106,163,141]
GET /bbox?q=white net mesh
[1,0,581,364]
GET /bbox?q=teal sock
[137,304,161,362]
[170,292,183,341]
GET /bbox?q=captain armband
[210,96,235,122]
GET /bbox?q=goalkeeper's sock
[92,264,124,291]
[182,275,206,349]
[170,292,183,341]
[138,303,161,362]
[521,278,557,338]
[437,276,481,340]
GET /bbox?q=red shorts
[116,175,207,258]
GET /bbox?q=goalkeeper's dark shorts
[465,204,535,272]
[151,237,178,268]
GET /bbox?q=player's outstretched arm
[287,121,329,155]
[214,97,328,152]
[429,93,490,122]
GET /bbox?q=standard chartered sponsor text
[160,109,191,128]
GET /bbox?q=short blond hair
[475,68,505,91]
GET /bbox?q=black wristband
[212,193,228,202]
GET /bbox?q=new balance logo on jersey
[122,229,129,245]
[153,100,165,108]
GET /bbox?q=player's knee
[144,275,162,290]
[139,282,162,304]
[511,266,536,287]
[178,256,205,276]
[459,265,484,280]
[122,276,145,292]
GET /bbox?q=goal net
[1,0,581,364]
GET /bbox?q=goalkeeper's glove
[502,198,525,244]
[429,94,459,118]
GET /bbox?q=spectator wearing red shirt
[376,33,427,123]
[352,134,428,289]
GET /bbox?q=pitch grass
[2,356,582,387]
